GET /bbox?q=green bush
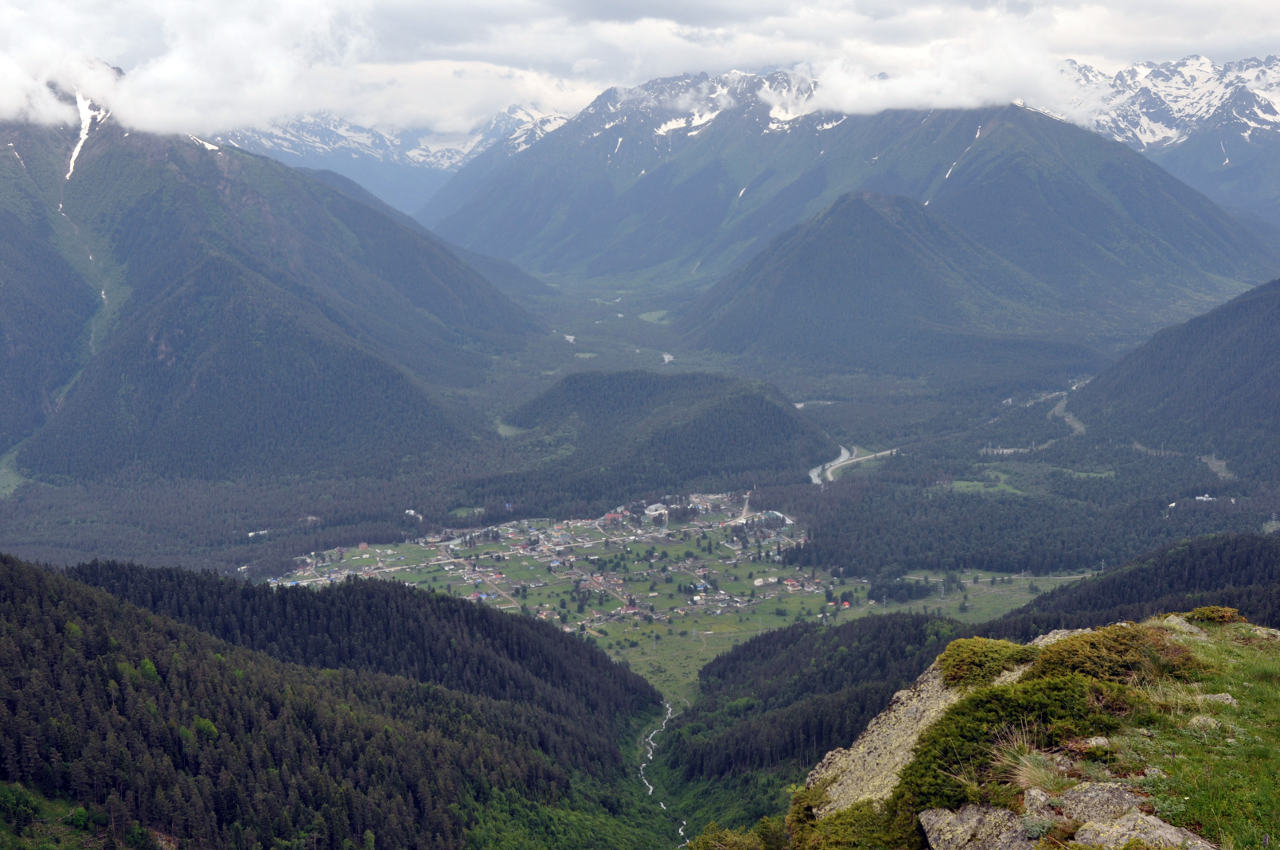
[938,638,1039,688]
[786,790,892,850]
[1184,606,1245,623]
[1025,624,1196,684]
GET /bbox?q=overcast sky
[3,0,1278,134]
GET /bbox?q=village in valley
[275,492,1074,700]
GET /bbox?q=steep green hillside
[1068,278,1280,480]
[661,531,1280,840]
[682,192,1101,383]
[0,554,669,849]
[66,561,661,750]
[0,115,549,568]
[0,118,534,482]
[925,109,1275,339]
[695,610,1280,849]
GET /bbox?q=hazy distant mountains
[678,191,1101,382]
[0,106,535,483]
[218,106,567,213]
[233,56,1280,231]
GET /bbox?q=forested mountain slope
[0,555,668,849]
[984,533,1280,642]
[0,113,534,483]
[679,109,1280,380]
[681,192,1101,383]
[1068,278,1280,480]
[460,370,837,520]
[428,79,1277,330]
[649,614,962,834]
[66,561,660,750]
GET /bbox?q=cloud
[1,0,1275,134]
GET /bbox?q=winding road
[809,445,897,484]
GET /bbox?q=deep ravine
[638,702,688,842]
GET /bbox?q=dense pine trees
[0,556,666,849]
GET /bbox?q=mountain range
[1,103,840,568]
[217,106,566,214]
[229,56,1280,232]
[417,75,1277,358]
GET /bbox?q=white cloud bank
[2,0,1278,134]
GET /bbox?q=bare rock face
[918,806,1034,850]
[1057,782,1144,822]
[1073,810,1216,849]
[806,662,963,815]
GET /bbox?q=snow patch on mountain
[66,93,109,181]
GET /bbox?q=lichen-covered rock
[807,661,964,815]
[1198,692,1238,707]
[1057,781,1143,822]
[1161,615,1207,637]
[1072,810,1215,849]
[1187,714,1220,731]
[918,805,1034,850]
[1021,788,1053,819]
[1250,625,1280,641]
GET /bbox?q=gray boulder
[1073,810,1215,849]
[919,805,1034,850]
[1057,781,1144,822]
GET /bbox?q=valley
[4,42,1280,850]
[275,492,1087,701]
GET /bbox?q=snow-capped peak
[573,69,823,145]
[1065,54,1280,149]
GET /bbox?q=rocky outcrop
[1161,615,1207,638]
[1073,810,1216,849]
[805,628,1090,817]
[806,661,963,815]
[918,806,1033,850]
[807,619,1228,850]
